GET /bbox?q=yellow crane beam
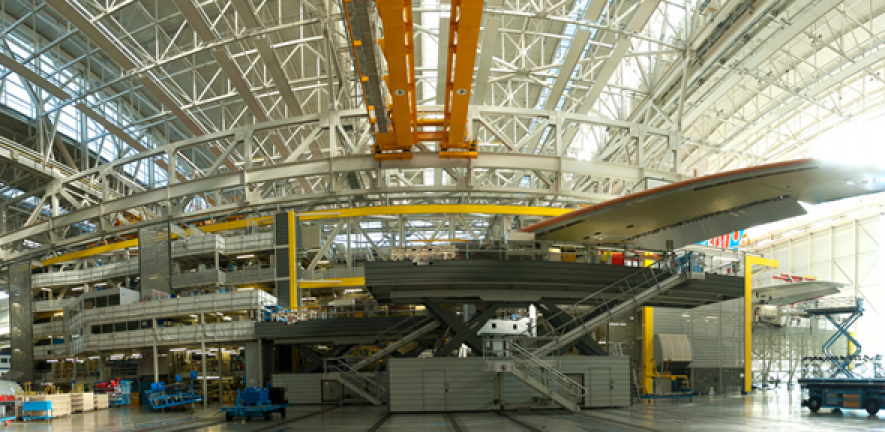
[375,0,418,160]
[441,0,483,159]
[342,0,390,137]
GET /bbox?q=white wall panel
[387,356,631,412]
[751,214,885,356]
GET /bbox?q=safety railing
[33,297,78,312]
[371,314,433,343]
[33,260,139,288]
[484,337,584,403]
[544,253,684,337]
[531,252,690,357]
[70,290,276,329]
[323,357,387,400]
[224,266,276,285]
[299,267,365,281]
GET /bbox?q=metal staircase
[485,338,585,412]
[323,358,387,406]
[532,253,690,357]
[351,316,440,371]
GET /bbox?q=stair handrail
[484,337,584,402]
[372,314,431,343]
[540,252,688,338]
[509,339,585,400]
[323,357,387,397]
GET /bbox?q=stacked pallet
[71,393,94,413]
[95,394,109,409]
[20,394,71,418]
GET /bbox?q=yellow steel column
[288,211,298,308]
[743,255,778,394]
[642,306,654,395]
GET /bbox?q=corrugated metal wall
[654,298,743,369]
[273,213,291,307]
[272,372,389,405]
[387,357,630,413]
[138,222,172,299]
[652,299,744,393]
[751,214,884,356]
[9,261,33,382]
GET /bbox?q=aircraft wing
[522,159,885,250]
[754,281,847,305]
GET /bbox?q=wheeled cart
[221,402,289,421]
[221,387,288,421]
[22,401,52,422]
[800,378,885,415]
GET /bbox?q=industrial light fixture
[189,315,198,319]
[88,356,100,360]
[46,360,58,363]
[72,287,83,291]
[343,288,363,294]
[237,254,255,259]
[41,288,51,291]
[216,312,223,316]
[237,287,254,291]
[54,312,63,316]
[169,348,187,352]
[95,282,107,286]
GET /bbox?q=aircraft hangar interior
[3,0,885,431]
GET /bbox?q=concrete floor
[6,389,885,431]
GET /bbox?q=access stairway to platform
[486,338,585,412]
[532,254,690,357]
[323,358,386,406]
[350,315,440,371]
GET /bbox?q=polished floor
[6,389,885,431]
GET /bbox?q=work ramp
[533,256,689,357]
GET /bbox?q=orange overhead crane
[343,0,483,160]
[441,0,482,159]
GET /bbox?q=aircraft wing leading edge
[524,159,885,250]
